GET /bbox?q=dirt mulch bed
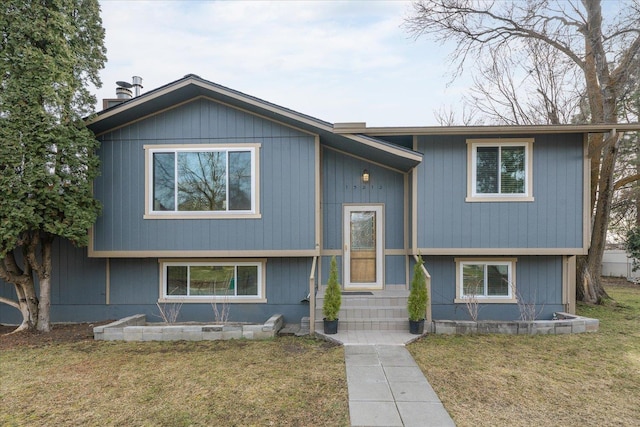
[0,321,112,350]
[1,277,636,351]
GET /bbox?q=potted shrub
[322,256,342,334]
[408,257,428,334]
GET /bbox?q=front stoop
[315,286,410,332]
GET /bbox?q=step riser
[314,289,411,331]
[316,297,409,307]
[314,320,410,332]
[316,307,408,319]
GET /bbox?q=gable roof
[87,74,422,172]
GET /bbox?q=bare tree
[465,40,584,125]
[405,0,640,303]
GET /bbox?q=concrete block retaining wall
[94,314,284,341]
[432,312,599,335]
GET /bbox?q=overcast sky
[95,0,470,126]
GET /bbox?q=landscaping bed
[93,313,284,341]
[432,312,599,335]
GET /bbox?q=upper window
[145,144,260,218]
[466,139,533,202]
[160,260,266,302]
[455,258,517,303]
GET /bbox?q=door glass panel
[351,212,375,249]
[350,211,376,283]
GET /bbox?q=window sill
[455,297,517,304]
[465,196,534,203]
[159,297,267,304]
[144,213,262,220]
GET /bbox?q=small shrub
[212,291,231,323]
[511,282,544,321]
[461,281,481,321]
[322,256,342,321]
[156,302,183,324]
[408,257,428,321]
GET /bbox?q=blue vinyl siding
[0,248,312,324]
[93,98,316,253]
[423,255,564,321]
[416,134,584,249]
[322,149,405,251]
[385,255,406,285]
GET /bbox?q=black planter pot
[409,319,425,335]
[323,318,339,334]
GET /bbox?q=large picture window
[455,258,517,303]
[145,144,259,218]
[160,260,265,302]
[467,139,533,202]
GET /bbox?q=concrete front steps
[314,285,410,332]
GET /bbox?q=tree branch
[615,173,640,191]
[25,232,45,278]
[0,253,25,284]
[0,296,20,310]
[406,1,587,70]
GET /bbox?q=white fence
[602,250,639,278]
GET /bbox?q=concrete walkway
[345,345,455,426]
[315,329,455,426]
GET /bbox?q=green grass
[0,337,349,426]
[2,279,638,426]
[408,280,640,427]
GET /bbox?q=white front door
[343,205,384,290]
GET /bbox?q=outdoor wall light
[362,169,370,183]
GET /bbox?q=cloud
[95,0,467,126]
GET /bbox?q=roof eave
[334,123,640,136]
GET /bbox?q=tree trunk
[17,281,39,331]
[31,235,53,332]
[579,131,622,303]
[0,234,54,333]
[0,254,39,332]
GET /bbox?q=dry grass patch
[0,337,348,426]
[408,279,640,427]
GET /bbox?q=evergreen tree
[408,257,428,321]
[0,0,106,332]
[322,256,341,321]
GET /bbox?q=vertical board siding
[385,255,406,285]
[93,98,316,252]
[322,149,405,250]
[109,258,159,304]
[51,239,106,305]
[424,255,564,321]
[417,134,584,249]
[40,257,311,324]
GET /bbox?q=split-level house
[0,74,630,331]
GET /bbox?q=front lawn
[408,278,640,427]
[0,336,349,426]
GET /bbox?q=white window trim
[158,258,267,303]
[454,258,517,303]
[466,139,534,202]
[144,143,261,219]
